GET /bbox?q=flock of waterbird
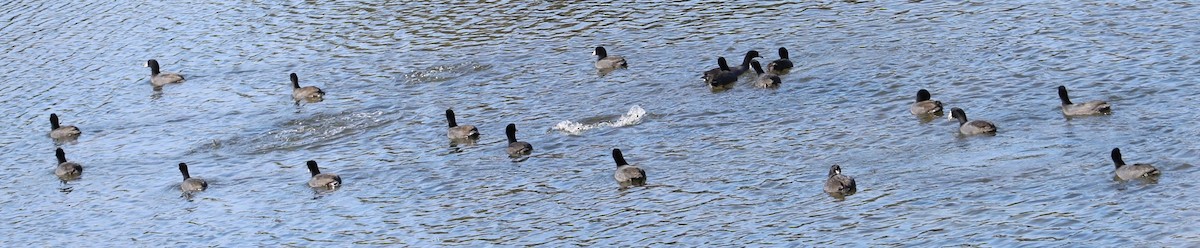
[49,60,341,196]
[43,46,1161,199]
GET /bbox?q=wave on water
[552,105,646,135]
[401,62,492,84]
[188,110,387,155]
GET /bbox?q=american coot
[729,50,762,76]
[909,89,944,115]
[611,148,646,188]
[49,113,81,139]
[178,163,208,192]
[290,73,325,102]
[446,109,480,140]
[306,160,342,189]
[145,59,185,87]
[749,60,781,88]
[767,47,793,74]
[1058,86,1111,116]
[1110,148,1160,180]
[948,108,997,135]
[704,57,739,89]
[54,148,82,181]
[703,50,761,80]
[505,123,533,157]
[593,46,628,70]
[823,164,856,195]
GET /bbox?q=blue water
[2,0,1198,246]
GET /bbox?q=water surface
[2,0,1199,246]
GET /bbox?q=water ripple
[1,0,1199,246]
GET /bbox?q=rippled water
[3,0,1199,246]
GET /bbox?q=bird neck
[308,165,321,176]
[1058,89,1073,105]
[446,113,458,128]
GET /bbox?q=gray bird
[505,123,533,157]
[611,149,646,188]
[446,109,480,140]
[49,113,81,139]
[290,73,325,102]
[766,47,793,74]
[703,50,761,80]
[1110,148,1160,180]
[909,89,943,115]
[54,148,82,181]
[306,160,342,189]
[1058,86,1111,116]
[749,61,781,88]
[178,163,208,192]
[145,59,185,87]
[593,46,628,70]
[704,57,739,89]
[948,108,997,135]
[823,164,856,195]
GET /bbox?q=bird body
[506,123,533,157]
[949,108,997,135]
[611,149,646,188]
[909,89,943,115]
[704,57,739,89]
[750,60,780,88]
[54,148,82,181]
[593,46,628,70]
[146,59,185,87]
[767,47,793,74]
[178,163,208,192]
[1058,86,1111,116]
[306,160,342,189]
[1111,148,1160,180]
[290,73,325,101]
[49,114,81,139]
[823,164,856,195]
[446,109,480,140]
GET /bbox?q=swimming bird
[290,73,325,102]
[703,50,761,80]
[749,60,781,88]
[909,89,944,115]
[593,46,628,70]
[948,108,997,135]
[729,50,761,76]
[767,47,793,74]
[145,59,185,87]
[54,148,82,181]
[49,113,81,139]
[178,163,208,192]
[704,57,739,89]
[612,148,646,188]
[505,123,533,157]
[1058,85,1111,116]
[446,109,480,140]
[1110,148,1160,180]
[306,160,342,189]
[823,164,856,195]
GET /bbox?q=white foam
[553,105,646,135]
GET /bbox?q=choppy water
[3,0,1199,246]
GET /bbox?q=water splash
[553,105,646,135]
